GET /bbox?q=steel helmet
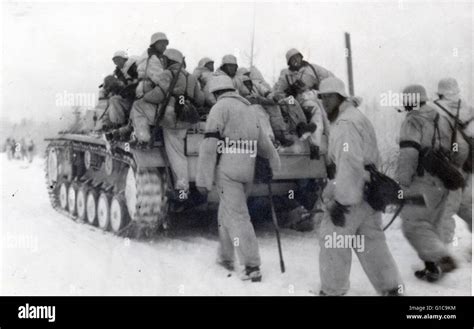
[318,77,348,98]
[150,32,169,46]
[237,67,250,76]
[402,84,428,103]
[286,48,302,64]
[221,54,238,65]
[208,75,235,93]
[198,57,214,68]
[437,78,460,97]
[163,48,183,63]
[112,50,128,60]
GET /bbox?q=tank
[45,100,327,238]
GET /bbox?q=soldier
[103,50,139,127]
[317,77,403,296]
[192,57,215,109]
[135,32,169,98]
[432,78,473,232]
[112,50,138,85]
[104,33,169,139]
[398,84,468,282]
[206,55,249,105]
[5,138,13,160]
[193,57,214,89]
[196,75,280,282]
[241,75,294,147]
[272,48,335,155]
[130,48,203,198]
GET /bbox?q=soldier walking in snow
[317,77,403,296]
[196,75,280,282]
[398,84,469,282]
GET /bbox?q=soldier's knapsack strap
[432,113,441,149]
[306,63,321,90]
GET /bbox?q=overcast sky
[1,0,472,122]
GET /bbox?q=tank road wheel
[124,167,169,238]
[110,196,130,234]
[45,146,60,209]
[67,184,77,216]
[59,182,69,210]
[76,186,87,222]
[47,147,59,186]
[86,190,98,226]
[97,192,111,231]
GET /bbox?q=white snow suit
[319,100,402,295]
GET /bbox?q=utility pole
[345,32,354,96]
[249,1,256,68]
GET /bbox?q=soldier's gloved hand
[273,94,285,103]
[329,201,350,227]
[246,95,260,104]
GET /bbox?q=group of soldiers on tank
[97,31,472,292]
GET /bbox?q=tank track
[45,137,169,239]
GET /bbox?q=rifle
[267,182,285,273]
[383,194,426,231]
[150,58,186,145]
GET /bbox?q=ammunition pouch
[326,163,336,180]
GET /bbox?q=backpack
[434,99,473,172]
[419,113,465,190]
[173,71,200,124]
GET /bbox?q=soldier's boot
[274,130,294,147]
[439,256,457,273]
[217,259,235,271]
[241,266,262,282]
[415,261,442,283]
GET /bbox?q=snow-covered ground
[0,153,471,296]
